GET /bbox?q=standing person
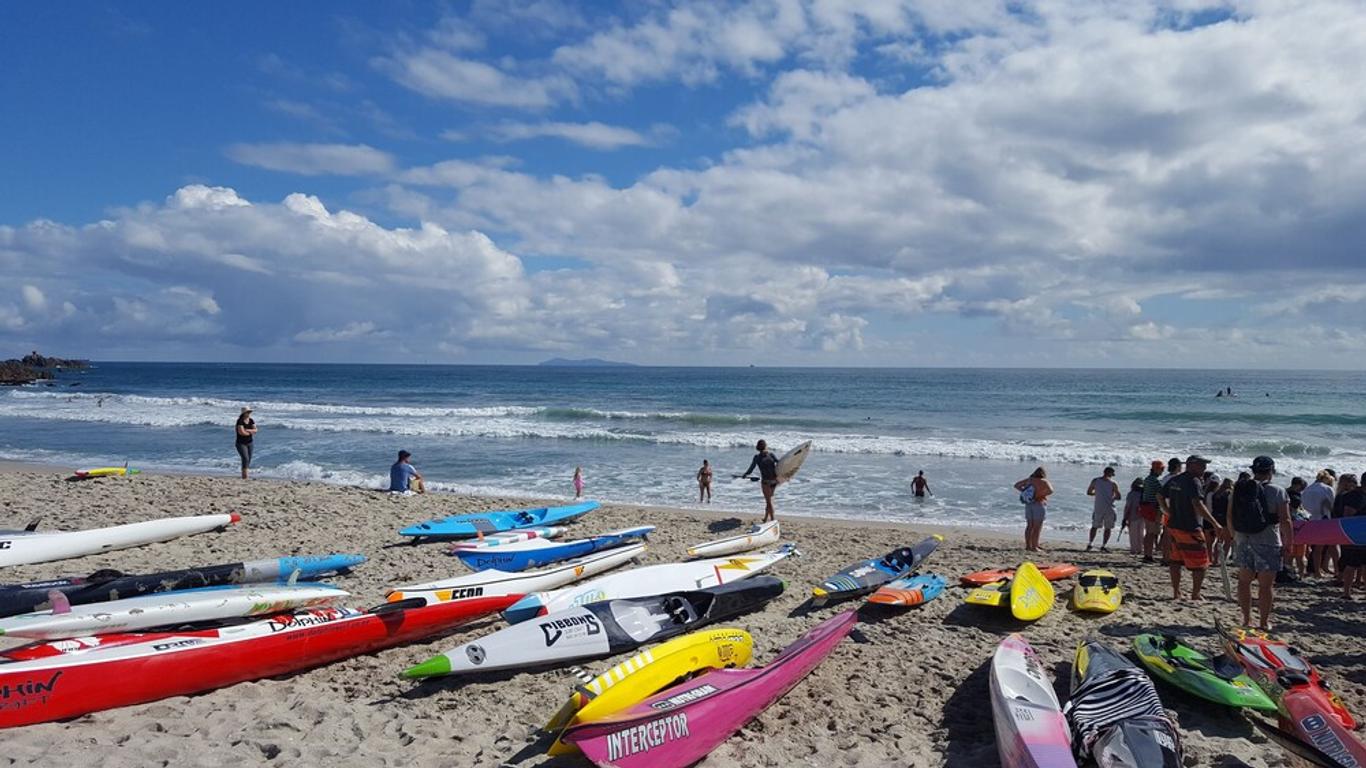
[912,470,933,498]
[1335,474,1366,599]
[388,450,425,494]
[1303,470,1337,577]
[741,440,779,523]
[1158,455,1226,601]
[573,466,584,499]
[1122,477,1145,554]
[1231,456,1294,630]
[234,407,257,480]
[1013,467,1053,552]
[1140,461,1165,563]
[1210,476,1235,567]
[697,460,713,503]
[1086,466,1122,552]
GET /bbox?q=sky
[1,1,1364,367]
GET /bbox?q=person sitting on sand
[389,450,425,494]
[741,440,779,523]
[1158,455,1227,601]
[1013,467,1053,552]
[1232,456,1292,629]
[1086,466,1121,552]
[912,470,933,498]
[697,459,713,503]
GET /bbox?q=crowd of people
[1015,455,1366,631]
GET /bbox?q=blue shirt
[389,462,417,492]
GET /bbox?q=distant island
[1,350,90,385]
[538,357,638,368]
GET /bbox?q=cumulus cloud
[226,143,395,176]
[481,120,655,149]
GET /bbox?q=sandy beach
[0,469,1358,767]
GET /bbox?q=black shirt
[1335,489,1365,520]
[745,451,779,484]
[1161,472,1203,532]
[235,417,255,445]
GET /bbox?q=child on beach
[573,466,584,499]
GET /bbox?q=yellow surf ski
[1071,569,1122,614]
[544,627,754,755]
[965,579,1010,608]
[1010,561,1054,621]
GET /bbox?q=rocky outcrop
[1,351,89,385]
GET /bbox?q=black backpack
[1231,478,1274,534]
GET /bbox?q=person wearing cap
[1139,461,1165,562]
[1086,466,1122,552]
[1233,456,1293,630]
[234,407,257,480]
[1157,454,1228,601]
[389,450,425,494]
[1303,470,1338,577]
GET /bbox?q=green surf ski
[1133,633,1277,712]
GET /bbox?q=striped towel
[1064,666,1169,758]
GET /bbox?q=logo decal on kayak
[1301,713,1362,767]
[539,613,601,646]
[0,541,10,550]
[0,671,61,710]
[604,713,690,761]
[439,587,485,600]
[152,639,205,652]
[466,644,486,666]
[649,684,717,710]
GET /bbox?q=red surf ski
[960,563,1079,587]
[0,595,517,728]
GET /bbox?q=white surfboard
[0,513,241,568]
[686,520,781,558]
[504,544,798,623]
[0,583,347,640]
[386,542,646,606]
[776,440,812,484]
[447,526,568,552]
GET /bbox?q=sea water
[2,364,1362,539]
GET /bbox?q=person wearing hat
[1157,454,1229,601]
[389,450,425,494]
[234,406,257,480]
[1232,455,1293,630]
[1139,460,1165,562]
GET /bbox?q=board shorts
[1341,545,1366,569]
[1167,528,1210,570]
[1091,507,1116,529]
[1234,533,1283,573]
[1024,502,1046,523]
[1138,502,1159,523]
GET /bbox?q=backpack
[1230,478,1274,534]
[1019,482,1037,505]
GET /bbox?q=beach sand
[0,469,1357,767]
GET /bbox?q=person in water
[234,406,257,480]
[573,466,584,499]
[1086,466,1121,552]
[1158,455,1227,602]
[389,450,425,494]
[912,470,932,498]
[742,439,779,522]
[1013,467,1053,552]
[697,459,713,503]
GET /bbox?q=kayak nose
[402,655,452,680]
[502,595,545,624]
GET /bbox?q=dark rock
[1,351,89,385]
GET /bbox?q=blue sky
[2,1,1364,367]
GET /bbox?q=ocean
[2,364,1363,539]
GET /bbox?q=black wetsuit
[745,451,778,485]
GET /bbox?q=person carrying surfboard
[741,440,779,522]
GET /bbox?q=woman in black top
[1336,475,1365,598]
[1209,477,1233,565]
[235,407,257,479]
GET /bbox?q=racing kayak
[990,633,1077,768]
[452,526,653,572]
[504,545,797,624]
[686,521,781,558]
[962,563,1078,587]
[545,628,755,755]
[399,501,599,539]
[447,526,567,553]
[403,577,784,679]
[0,513,240,568]
[387,543,645,607]
[1132,633,1276,711]
[812,535,942,604]
[0,553,366,618]
[1071,569,1122,614]
[0,583,348,639]
[866,572,946,607]
[560,609,856,768]
[1066,637,1182,767]
[0,594,518,729]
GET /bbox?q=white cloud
[483,121,654,149]
[375,50,575,108]
[21,285,45,312]
[225,142,395,176]
[294,321,383,343]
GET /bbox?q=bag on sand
[1231,478,1274,534]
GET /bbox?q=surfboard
[867,572,946,607]
[70,467,140,480]
[399,501,599,539]
[1010,561,1054,621]
[447,527,567,553]
[386,543,646,606]
[1293,517,1366,546]
[776,441,812,485]
[961,563,1078,587]
[990,633,1077,768]
[812,535,942,604]
[686,521,780,559]
[452,526,653,572]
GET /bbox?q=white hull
[0,514,240,568]
[388,543,646,605]
[687,521,781,558]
